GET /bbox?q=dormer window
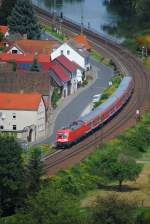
[67,50,70,55]
[12,49,18,54]
[61,50,63,55]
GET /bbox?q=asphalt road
[42,59,114,144]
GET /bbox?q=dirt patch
[81,164,150,207]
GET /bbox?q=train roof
[80,76,132,122]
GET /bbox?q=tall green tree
[8,0,41,39]
[97,149,142,190]
[89,194,137,224]
[30,58,40,72]
[0,0,17,25]
[0,134,25,217]
[26,148,43,194]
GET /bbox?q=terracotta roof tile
[73,34,91,50]
[13,39,60,54]
[0,70,51,96]
[49,62,70,82]
[0,52,50,63]
[0,92,42,110]
[55,55,77,72]
[0,25,8,34]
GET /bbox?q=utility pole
[80,1,84,34]
[52,0,56,31]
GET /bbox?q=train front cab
[56,129,71,148]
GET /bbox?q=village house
[6,39,60,55]
[48,62,71,98]
[0,92,46,142]
[0,25,9,38]
[0,52,51,71]
[53,55,82,93]
[51,38,91,71]
[73,34,92,51]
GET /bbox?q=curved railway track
[33,5,150,175]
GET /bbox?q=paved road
[42,59,114,144]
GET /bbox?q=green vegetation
[42,25,64,41]
[0,0,17,25]
[1,109,150,222]
[51,87,61,108]
[0,31,4,41]
[93,75,122,108]
[89,194,137,224]
[30,58,40,72]
[0,133,25,216]
[90,49,117,71]
[8,0,41,39]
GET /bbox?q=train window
[58,133,68,138]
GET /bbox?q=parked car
[92,94,101,103]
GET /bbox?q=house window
[67,50,70,55]
[0,125,4,129]
[60,50,63,55]
[13,125,16,130]
[12,49,18,54]
[12,113,16,119]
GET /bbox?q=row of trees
[107,0,150,23]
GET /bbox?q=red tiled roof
[12,39,60,54]
[0,92,42,110]
[0,25,8,34]
[73,34,91,50]
[0,52,50,63]
[49,62,70,82]
[55,55,77,72]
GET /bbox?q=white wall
[51,43,85,69]
[36,99,46,138]
[8,46,23,54]
[0,99,46,141]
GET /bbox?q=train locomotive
[56,76,134,148]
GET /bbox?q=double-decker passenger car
[56,76,133,148]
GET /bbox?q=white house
[0,92,46,142]
[0,25,9,38]
[51,39,91,71]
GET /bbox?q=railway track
[33,5,150,175]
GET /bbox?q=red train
[56,76,134,148]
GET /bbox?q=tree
[90,194,137,224]
[12,188,85,224]
[0,0,17,25]
[0,31,4,41]
[26,148,43,194]
[30,58,40,72]
[8,0,41,39]
[98,149,142,190]
[0,133,25,216]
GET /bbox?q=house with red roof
[0,92,46,142]
[0,52,51,71]
[51,38,91,71]
[73,34,91,51]
[54,55,79,93]
[0,25,9,37]
[6,39,60,55]
[48,62,71,98]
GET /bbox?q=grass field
[81,164,150,208]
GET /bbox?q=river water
[32,0,118,37]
